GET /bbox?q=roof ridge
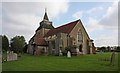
[44,19,80,37]
[55,19,80,29]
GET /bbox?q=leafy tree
[100,46,106,51]
[23,43,28,53]
[10,36,26,54]
[96,47,100,50]
[97,46,107,52]
[106,46,111,52]
[2,35,9,51]
[116,46,120,52]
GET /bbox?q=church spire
[43,8,49,21]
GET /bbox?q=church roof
[33,34,48,46]
[44,19,79,37]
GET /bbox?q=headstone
[7,51,18,61]
[0,54,1,63]
[100,50,103,53]
[7,51,12,61]
[67,51,71,58]
[59,50,62,56]
[110,51,115,65]
[13,53,17,60]
[76,48,80,55]
[7,51,9,54]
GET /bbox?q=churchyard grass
[2,52,119,71]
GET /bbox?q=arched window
[77,30,83,42]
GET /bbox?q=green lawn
[2,52,119,71]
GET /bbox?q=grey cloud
[2,2,69,42]
[99,2,118,27]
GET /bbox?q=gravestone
[0,54,1,63]
[110,51,115,65]
[7,51,18,61]
[59,50,63,56]
[67,51,71,58]
[76,48,80,55]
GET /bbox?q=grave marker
[110,51,115,66]
[7,51,18,61]
[67,51,71,58]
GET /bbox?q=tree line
[1,35,27,54]
[96,46,120,52]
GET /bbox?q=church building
[27,10,96,56]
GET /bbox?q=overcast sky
[1,0,119,47]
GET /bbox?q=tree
[100,46,106,52]
[10,36,26,54]
[2,35,9,51]
[107,46,111,52]
[116,46,120,52]
[23,43,28,53]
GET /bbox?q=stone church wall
[70,21,90,54]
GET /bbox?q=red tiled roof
[44,19,79,37]
[34,34,48,46]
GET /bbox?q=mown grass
[2,52,119,71]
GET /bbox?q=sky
[0,0,119,47]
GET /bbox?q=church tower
[36,9,54,37]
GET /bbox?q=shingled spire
[43,8,49,21]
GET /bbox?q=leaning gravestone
[67,51,71,58]
[7,51,17,61]
[110,51,115,66]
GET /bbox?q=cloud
[95,35,118,47]
[99,1,118,28]
[3,2,69,19]
[1,0,119,2]
[72,1,118,46]
[86,17,103,32]
[2,1,69,42]
[85,1,118,32]
[72,6,104,19]
[2,13,40,35]
[72,11,83,19]
[86,7,103,14]
[73,1,118,33]
[1,0,69,2]
[0,2,2,35]
[86,1,118,46]
[118,2,120,46]
[72,7,105,33]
